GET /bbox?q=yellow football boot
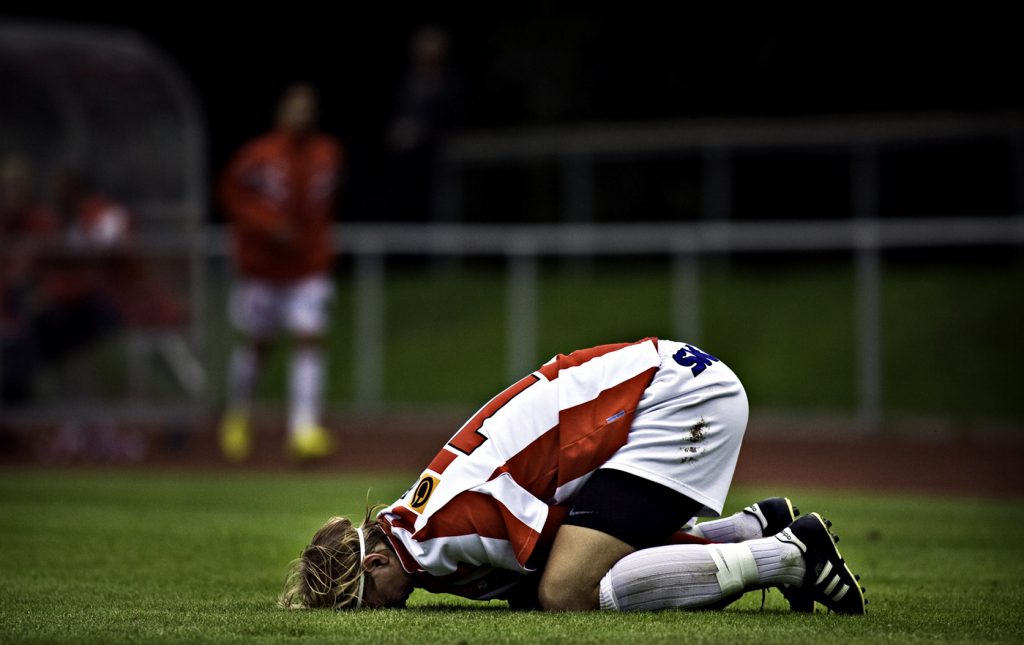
[219,410,251,462]
[287,424,335,460]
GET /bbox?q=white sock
[598,539,805,611]
[227,344,259,415]
[289,347,325,435]
[688,511,764,543]
[748,537,805,587]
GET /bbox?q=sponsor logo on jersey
[672,344,719,377]
[605,410,626,424]
[408,473,440,513]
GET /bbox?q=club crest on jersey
[408,474,440,513]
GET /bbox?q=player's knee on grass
[538,566,601,610]
[538,574,592,611]
[538,525,634,611]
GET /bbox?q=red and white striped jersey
[378,338,662,600]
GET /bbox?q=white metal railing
[432,112,1024,226]
[4,217,1021,427]
[0,25,207,426]
[207,216,1024,429]
[415,111,1024,428]
[445,112,1024,160]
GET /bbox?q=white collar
[354,527,367,609]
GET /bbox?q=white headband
[354,527,367,609]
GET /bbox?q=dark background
[5,9,1023,222]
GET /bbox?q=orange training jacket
[218,130,344,282]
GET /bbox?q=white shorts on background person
[229,275,334,339]
[602,339,749,518]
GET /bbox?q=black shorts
[563,468,702,550]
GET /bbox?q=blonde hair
[279,506,388,610]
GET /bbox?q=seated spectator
[49,165,185,329]
[2,163,185,406]
[29,166,132,366]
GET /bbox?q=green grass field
[2,469,1022,643]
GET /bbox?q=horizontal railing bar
[447,112,1024,161]
[5,216,1022,258]
[332,217,1024,255]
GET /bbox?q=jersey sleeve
[217,143,283,238]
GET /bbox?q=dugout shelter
[1,23,207,428]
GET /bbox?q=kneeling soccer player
[281,338,866,612]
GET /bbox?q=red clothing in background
[218,131,344,283]
[1,203,60,328]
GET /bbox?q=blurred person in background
[52,166,133,249]
[51,167,184,333]
[2,161,139,407]
[34,165,131,365]
[381,25,459,221]
[0,155,60,405]
[217,82,344,462]
[3,157,180,458]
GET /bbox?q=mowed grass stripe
[2,470,1022,643]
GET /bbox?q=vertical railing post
[1011,135,1024,215]
[431,145,461,224]
[671,247,701,344]
[506,235,539,382]
[702,148,733,221]
[563,153,594,224]
[852,145,882,432]
[354,236,385,409]
[562,153,594,274]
